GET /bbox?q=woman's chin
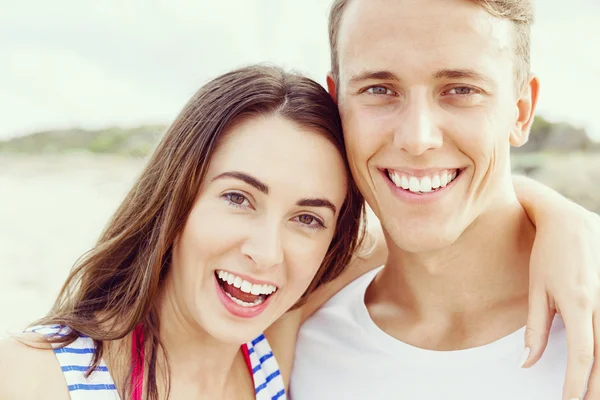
[203,318,268,345]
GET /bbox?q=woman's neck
[154,281,248,398]
[104,286,250,398]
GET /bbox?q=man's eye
[366,86,394,95]
[447,87,475,95]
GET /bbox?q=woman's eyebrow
[297,198,337,216]
[211,171,269,194]
[213,171,336,215]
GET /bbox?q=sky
[1,0,599,140]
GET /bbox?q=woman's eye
[299,214,315,225]
[223,192,250,208]
[295,214,325,230]
[366,86,394,96]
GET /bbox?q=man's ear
[510,74,540,147]
[326,72,338,104]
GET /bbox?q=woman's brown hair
[33,64,365,399]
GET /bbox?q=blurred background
[1,0,599,336]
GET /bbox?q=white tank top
[290,266,572,399]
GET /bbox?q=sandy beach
[0,154,145,336]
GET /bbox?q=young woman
[0,65,365,399]
[1,65,599,399]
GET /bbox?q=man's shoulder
[0,334,70,399]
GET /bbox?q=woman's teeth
[387,169,458,193]
[225,291,265,307]
[217,270,277,295]
[216,270,277,308]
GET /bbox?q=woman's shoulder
[264,309,303,388]
[0,331,71,399]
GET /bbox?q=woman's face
[168,114,348,344]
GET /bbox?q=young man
[291,0,599,399]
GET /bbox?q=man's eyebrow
[211,171,268,194]
[433,68,491,83]
[348,70,401,85]
[348,69,492,86]
[296,198,337,216]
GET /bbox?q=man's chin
[385,227,461,254]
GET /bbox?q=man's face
[331,0,538,253]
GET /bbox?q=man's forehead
[336,0,514,80]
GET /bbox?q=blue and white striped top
[30,325,286,400]
[244,333,286,400]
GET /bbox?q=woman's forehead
[207,115,348,203]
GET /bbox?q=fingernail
[518,347,531,368]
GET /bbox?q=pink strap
[131,325,145,400]
[241,343,254,380]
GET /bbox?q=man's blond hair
[328,0,534,90]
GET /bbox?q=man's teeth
[389,170,458,193]
[217,270,277,296]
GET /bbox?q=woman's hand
[514,175,600,400]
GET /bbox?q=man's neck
[367,196,535,350]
